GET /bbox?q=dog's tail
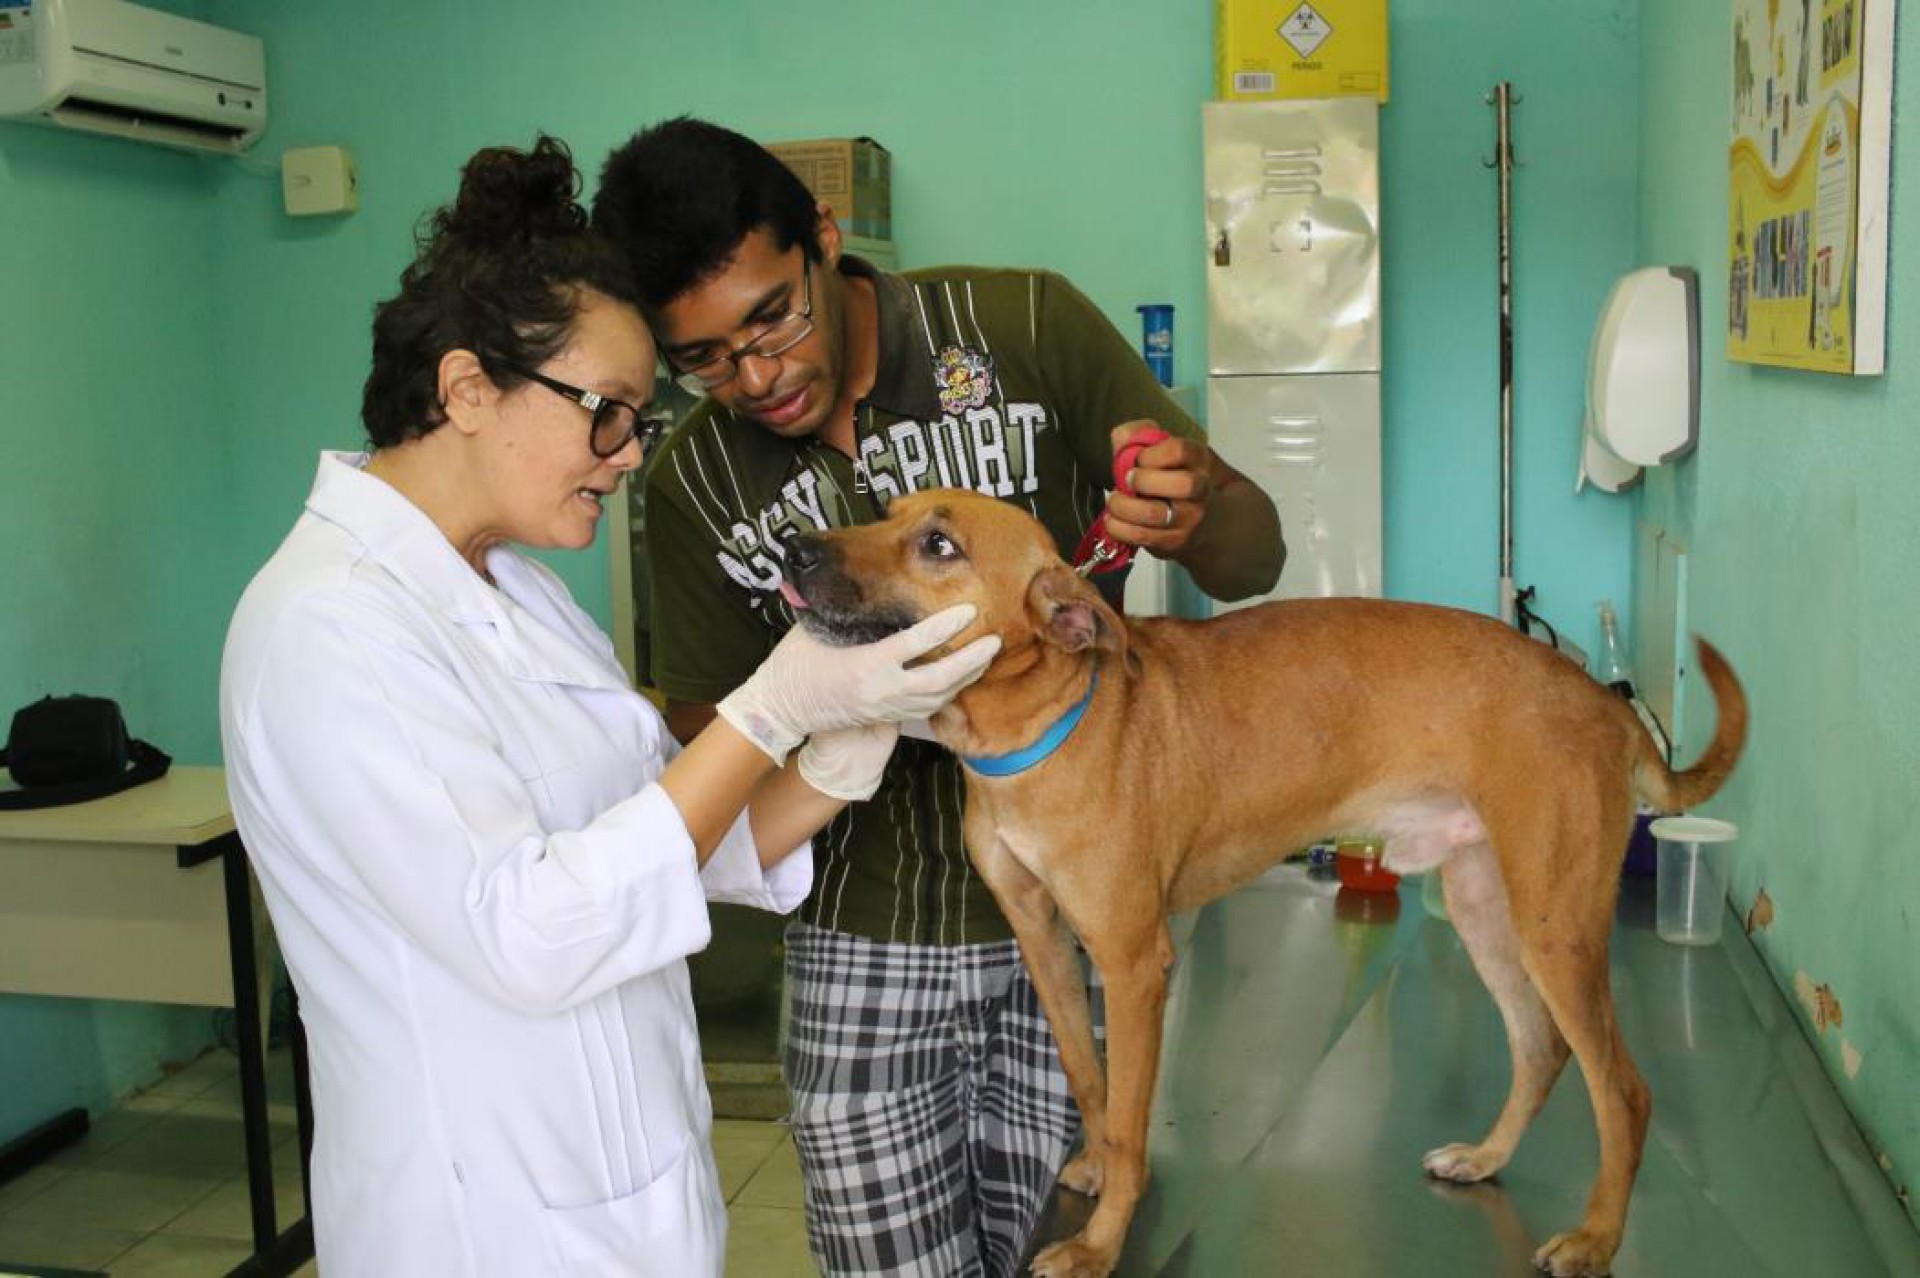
[1633,638,1749,813]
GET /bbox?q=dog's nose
[784,533,825,579]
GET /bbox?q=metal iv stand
[1487,82,1520,627]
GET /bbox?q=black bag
[0,695,172,810]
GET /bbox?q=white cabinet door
[1204,99,1380,376]
[1207,373,1381,606]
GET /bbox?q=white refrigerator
[1203,98,1383,606]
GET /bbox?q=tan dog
[780,489,1748,1278]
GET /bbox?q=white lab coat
[219,452,809,1277]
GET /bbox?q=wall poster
[1728,0,1896,374]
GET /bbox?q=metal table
[1034,864,1920,1276]
[0,766,314,1277]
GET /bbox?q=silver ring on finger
[1162,500,1176,528]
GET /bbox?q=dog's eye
[919,530,959,560]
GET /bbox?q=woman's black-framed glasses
[494,361,668,459]
[670,263,816,395]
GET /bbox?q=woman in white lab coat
[218,137,996,1277]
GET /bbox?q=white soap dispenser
[1577,267,1700,493]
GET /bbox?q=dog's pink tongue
[778,579,809,609]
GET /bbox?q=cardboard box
[765,137,892,242]
[1217,0,1389,102]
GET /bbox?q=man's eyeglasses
[670,264,815,394]
[493,361,667,459]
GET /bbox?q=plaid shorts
[783,922,1099,1278]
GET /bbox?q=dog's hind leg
[1422,840,1571,1184]
[967,832,1110,1196]
[1521,940,1648,1275]
[1512,811,1649,1278]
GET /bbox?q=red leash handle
[1073,427,1172,575]
[1111,426,1170,494]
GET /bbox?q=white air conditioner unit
[0,0,265,155]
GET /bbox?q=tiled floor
[0,1048,306,1275]
[712,1120,816,1278]
[0,1047,812,1276]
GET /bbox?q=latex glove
[718,604,1000,765]
[798,723,901,802]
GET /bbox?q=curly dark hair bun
[439,135,589,246]
[362,134,627,449]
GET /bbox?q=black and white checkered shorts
[783,922,1096,1277]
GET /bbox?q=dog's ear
[1026,565,1131,661]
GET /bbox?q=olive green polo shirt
[643,258,1201,944]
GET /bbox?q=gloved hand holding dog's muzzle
[798,723,900,802]
[717,604,999,765]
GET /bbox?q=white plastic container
[1651,816,1738,946]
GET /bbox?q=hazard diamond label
[1278,3,1334,58]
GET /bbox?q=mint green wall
[206,0,1235,613]
[0,116,231,768]
[0,88,231,1133]
[1383,0,1640,650]
[207,0,1642,657]
[1636,0,1919,1225]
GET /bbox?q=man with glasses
[595,117,1282,1277]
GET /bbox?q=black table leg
[220,832,278,1253]
[173,829,314,1278]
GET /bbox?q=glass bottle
[1595,600,1634,698]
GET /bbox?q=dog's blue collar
[959,670,1100,778]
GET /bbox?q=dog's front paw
[1058,1149,1104,1197]
[1031,1234,1118,1278]
[1421,1141,1506,1183]
[1532,1226,1618,1276]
